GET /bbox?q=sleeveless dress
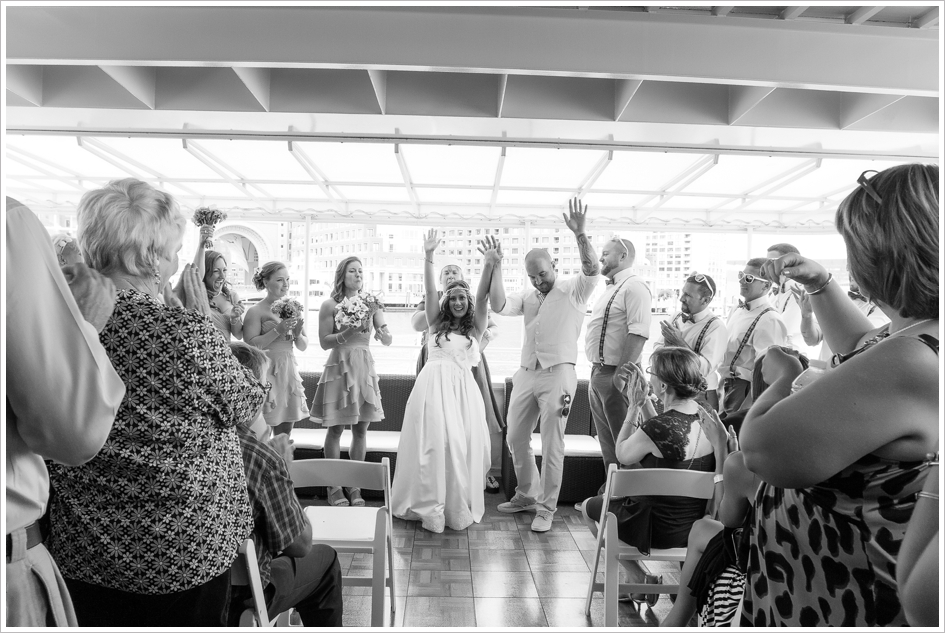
[208,307,236,339]
[259,320,309,427]
[740,334,939,627]
[309,325,384,427]
[391,333,491,532]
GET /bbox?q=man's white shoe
[497,494,539,514]
[573,500,584,512]
[531,510,554,532]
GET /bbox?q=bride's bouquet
[271,298,304,340]
[192,207,227,248]
[335,292,385,332]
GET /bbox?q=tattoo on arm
[575,233,600,276]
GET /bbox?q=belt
[6,521,45,558]
[592,363,617,369]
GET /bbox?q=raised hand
[791,285,812,317]
[62,263,118,333]
[231,300,245,318]
[275,317,297,335]
[199,224,214,249]
[660,320,687,347]
[616,361,649,406]
[292,317,305,336]
[563,197,588,235]
[697,407,729,452]
[477,235,503,266]
[760,253,830,292]
[423,228,441,255]
[174,263,211,316]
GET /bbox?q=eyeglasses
[737,271,764,284]
[856,170,883,205]
[645,366,656,376]
[561,393,572,418]
[688,271,715,298]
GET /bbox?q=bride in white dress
[391,229,494,533]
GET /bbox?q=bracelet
[425,257,434,264]
[917,491,939,501]
[337,332,347,344]
[806,273,833,295]
[713,474,724,484]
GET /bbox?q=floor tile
[520,531,580,551]
[410,546,471,571]
[475,597,548,627]
[525,548,591,572]
[467,530,525,550]
[471,571,539,598]
[469,549,531,572]
[402,597,476,627]
[412,531,469,548]
[343,568,410,597]
[533,570,593,598]
[540,596,663,628]
[341,593,402,627]
[406,569,473,597]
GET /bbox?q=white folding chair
[584,465,715,627]
[231,538,293,627]
[290,457,395,628]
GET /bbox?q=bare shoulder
[320,299,338,314]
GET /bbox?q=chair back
[290,457,391,503]
[231,538,270,626]
[602,465,715,502]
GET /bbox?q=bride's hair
[432,280,475,348]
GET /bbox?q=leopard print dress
[741,334,938,626]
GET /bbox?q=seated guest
[6,200,125,626]
[51,232,83,266]
[896,449,939,627]
[740,164,939,626]
[653,272,727,411]
[228,342,343,627]
[47,178,267,627]
[582,347,730,604]
[720,259,788,416]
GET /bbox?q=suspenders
[728,308,773,379]
[598,280,628,364]
[671,312,718,355]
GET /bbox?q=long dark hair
[432,280,475,348]
[331,256,362,303]
[203,250,233,304]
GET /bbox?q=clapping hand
[275,317,297,335]
[231,300,246,318]
[423,228,441,256]
[63,263,118,333]
[477,235,503,266]
[563,197,588,235]
[697,407,736,452]
[268,433,295,466]
[660,320,687,347]
[615,361,649,407]
[292,317,305,337]
[790,285,812,317]
[173,263,211,316]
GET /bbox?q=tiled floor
[302,495,680,628]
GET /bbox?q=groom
[479,198,600,532]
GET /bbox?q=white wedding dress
[391,332,490,532]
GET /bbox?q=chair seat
[529,433,602,458]
[292,429,401,452]
[304,506,385,546]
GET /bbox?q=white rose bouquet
[192,207,227,248]
[334,292,385,332]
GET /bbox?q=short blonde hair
[77,178,185,278]
[836,164,938,319]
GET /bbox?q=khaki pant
[5,529,77,627]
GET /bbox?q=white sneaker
[497,494,539,514]
[574,500,584,511]
[531,509,554,532]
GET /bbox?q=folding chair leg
[604,515,620,628]
[584,524,605,616]
[371,539,387,627]
[387,532,397,614]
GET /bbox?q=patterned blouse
[48,289,266,595]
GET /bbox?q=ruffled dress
[391,333,490,532]
[260,320,309,427]
[309,325,384,427]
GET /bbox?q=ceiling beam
[287,141,337,201]
[634,153,717,214]
[6,148,87,191]
[576,150,613,201]
[779,7,808,21]
[394,144,419,210]
[840,93,906,129]
[182,139,260,201]
[77,136,147,179]
[712,7,734,17]
[913,7,939,29]
[614,79,643,121]
[845,6,883,25]
[232,67,271,111]
[366,69,387,114]
[6,6,938,96]
[497,74,508,117]
[728,85,776,124]
[99,65,156,109]
[650,154,719,211]
[7,65,43,106]
[490,147,506,212]
[714,158,822,219]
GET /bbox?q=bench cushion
[292,428,402,453]
[528,433,602,458]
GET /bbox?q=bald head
[524,248,557,294]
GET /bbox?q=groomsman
[481,198,600,533]
[583,235,651,481]
[721,258,788,417]
[653,272,728,411]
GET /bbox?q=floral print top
[48,289,265,594]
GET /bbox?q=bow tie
[738,300,751,310]
[605,278,615,286]
[681,313,694,324]
[848,291,865,302]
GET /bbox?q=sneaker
[574,499,585,512]
[485,475,500,492]
[531,509,554,532]
[497,494,539,514]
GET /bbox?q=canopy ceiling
[4,5,941,232]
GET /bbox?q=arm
[614,282,650,370]
[475,237,501,336]
[411,301,429,332]
[245,305,288,349]
[228,289,244,341]
[718,451,757,529]
[422,230,441,327]
[6,206,126,465]
[481,315,498,351]
[478,236,508,313]
[616,424,660,466]
[741,339,939,488]
[564,197,600,278]
[793,286,823,346]
[373,309,393,346]
[615,333,647,370]
[256,435,313,558]
[292,317,308,352]
[192,225,212,280]
[315,301,355,350]
[897,460,939,627]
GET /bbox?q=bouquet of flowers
[192,207,227,248]
[334,292,385,332]
[271,298,304,340]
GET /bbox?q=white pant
[505,363,577,513]
[5,530,77,627]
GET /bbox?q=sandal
[328,486,349,507]
[346,487,365,507]
[485,475,500,492]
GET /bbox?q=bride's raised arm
[422,229,441,329]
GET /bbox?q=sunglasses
[645,367,656,376]
[737,271,765,284]
[688,271,715,298]
[561,393,572,418]
[609,235,628,255]
[856,170,883,205]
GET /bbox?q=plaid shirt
[236,426,308,587]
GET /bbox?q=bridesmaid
[202,250,244,339]
[243,261,309,437]
[310,256,393,507]
[411,260,504,492]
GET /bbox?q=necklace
[208,288,222,299]
[889,318,933,336]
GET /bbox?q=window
[389,244,394,252]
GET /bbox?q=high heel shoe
[629,573,663,607]
[328,487,349,507]
[346,487,365,507]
